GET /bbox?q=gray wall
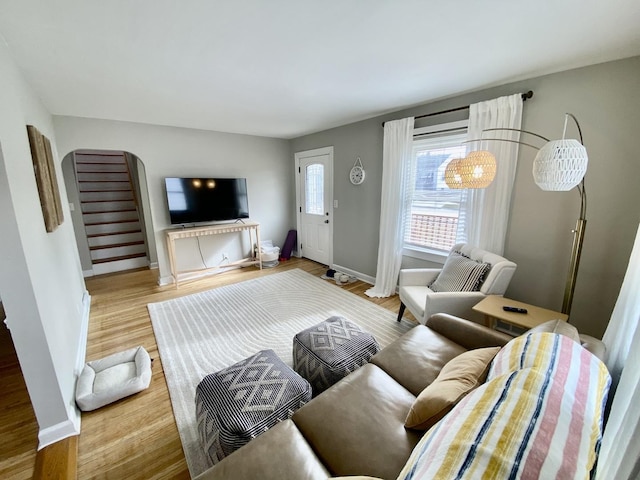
[0,38,86,438]
[61,153,93,272]
[135,156,158,266]
[52,117,293,284]
[291,56,640,338]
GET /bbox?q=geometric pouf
[293,316,381,396]
[75,345,152,412]
[195,349,312,465]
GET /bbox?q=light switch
[69,202,75,211]
[333,200,338,208]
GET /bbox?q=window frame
[403,120,469,263]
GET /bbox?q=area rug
[148,268,414,477]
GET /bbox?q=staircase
[74,151,148,275]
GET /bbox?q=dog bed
[75,345,152,411]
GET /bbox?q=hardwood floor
[1,258,414,479]
[33,435,77,480]
[0,302,40,480]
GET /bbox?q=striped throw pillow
[429,251,491,292]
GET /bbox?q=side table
[472,295,568,334]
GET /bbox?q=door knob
[324,220,329,224]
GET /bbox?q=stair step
[79,181,131,192]
[86,229,142,238]
[81,200,136,213]
[85,221,142,236]
[75,154,126,164]
[82,208,137,214]
[92,252,147,264]
[80,191,134,202]
[89,240,145,251]
[77,172,130,182]
[88,232,144,248]
[91,243,147,261]
[76,163,128,173]
[82,199,135,203]
[83,211,139,224]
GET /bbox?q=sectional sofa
[195,314,610,480]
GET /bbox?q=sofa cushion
[429,251,491,292]
[371,325,466,396]
[398,333,611,479]
[404,346,500,430]
[426,313,512,350]
[527,318,580,343]
[292,364,421,479]
[579,334,606,361]
[194,419,329,480]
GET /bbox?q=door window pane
[305,164,324,215]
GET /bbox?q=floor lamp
[448,113,589,316]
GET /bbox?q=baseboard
[158,275,174,286]
[82,269,94,277]
[38,418,80,450]
[149,261,158,269]
[332,264,375,285]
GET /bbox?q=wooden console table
[166,222,262,288]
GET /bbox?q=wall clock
[349,157,365,185]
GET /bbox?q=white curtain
[596,222,640,479]
[365,116,415,298]
[464,94,523,254]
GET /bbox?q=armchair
[397,244,517,325]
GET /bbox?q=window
[305,163,324,215]
[404,122,468,259]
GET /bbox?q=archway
[61,149,157,276]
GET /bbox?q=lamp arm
[465,127,550,150]
[464,138,541,150]
[565,113,584,145]
[482,127,551,143]
[577,180,587,220]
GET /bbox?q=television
[164,177,249,225]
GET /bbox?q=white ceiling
[1,1,639,139]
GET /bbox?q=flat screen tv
[164,177,249,225]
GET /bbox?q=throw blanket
[399,332,611,479]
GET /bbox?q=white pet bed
[76,346,152,411]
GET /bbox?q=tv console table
[166,221,262,288]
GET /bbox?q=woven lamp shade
[533,139,588,191]
[457,150,497,189]
[444,158,464,189]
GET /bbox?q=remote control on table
[503,306,528,314]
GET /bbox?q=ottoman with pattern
[195,349,312,465]
[293,316,381,396]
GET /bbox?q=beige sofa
[195,314,608,480]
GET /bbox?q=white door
[295,147,333,266]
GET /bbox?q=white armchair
[397,243,517,325]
